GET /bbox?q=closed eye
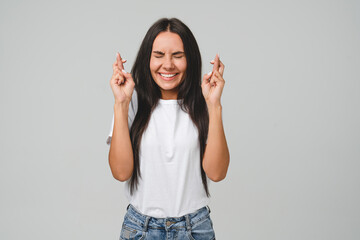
[173,51,185,58]
[152,51,185,59]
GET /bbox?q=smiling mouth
[159,73,178,77]
[158,73,179,80]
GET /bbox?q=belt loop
[143,216,150,232]
[206,205,211,214]
[126,204,130,210]
[185,214,191,231]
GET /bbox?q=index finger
[212,54,220,73]
[117,52,124,70]
[219,61,225,76]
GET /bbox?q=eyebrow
[152,51,185,55]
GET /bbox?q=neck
[160,90,178,100]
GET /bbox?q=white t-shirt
[107,90,211,218]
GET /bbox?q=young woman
[107,18,229,240]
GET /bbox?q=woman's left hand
[201,54,225,106]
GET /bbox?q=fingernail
[210,60,214,63]
[122,69,127,73]
[207,71,212,76]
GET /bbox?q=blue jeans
[119,204,216,240]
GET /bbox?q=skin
[201,54,230,182]
[108,53,135,181]
[150,31,187,100]
[109,32,230,182]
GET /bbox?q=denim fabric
[119,204,216,240]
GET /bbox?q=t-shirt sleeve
[106,90,138,145]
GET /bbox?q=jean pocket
[120,216,146,240]
[187,216,215,240]
[120,223,146,240]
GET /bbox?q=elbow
[109,159,132,182]
[113,172,131,182]
[208,173,227,182]
[108,154,133,182]
[203,164,228,182]
[203,156,230,182]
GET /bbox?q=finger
[213,70,225,85]
[113,73,119,85]
[121,69,135,85]
[114,60,127,73]
[117,72,125,85]
[113,70,124,83]
[117,52,125,70]
[113,65,121,80]
[213,70,223,79]
[202,71,212,85]
[210,76,217,87]
[203,71,213,82]
[113,61,118,72]
[219,61,225,76]
[212,54,220,73]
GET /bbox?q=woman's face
[150,31,187,99]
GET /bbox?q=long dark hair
[129,18,210,197]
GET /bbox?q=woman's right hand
[110,52,135,104]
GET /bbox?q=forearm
[108,102,134,181]
[202,104,230,182]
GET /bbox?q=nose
[163,56,175,70]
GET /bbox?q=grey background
[1,0,359,239]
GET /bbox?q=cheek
[150,59,160,72]
[178,60,187,73]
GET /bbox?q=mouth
[158,72,179,81]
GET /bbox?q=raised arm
[201,54,230,182]
[108,52,135,182]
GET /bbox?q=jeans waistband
[125,204,211,232]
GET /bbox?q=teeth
[160,73,176,77]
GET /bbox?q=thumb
[121,70,136,90]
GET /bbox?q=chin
[158,83,180,91]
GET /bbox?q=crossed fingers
[210,54,225,76]
[112,52,128,85]
[113,52,127,73]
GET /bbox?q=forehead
[152,31,184,51]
